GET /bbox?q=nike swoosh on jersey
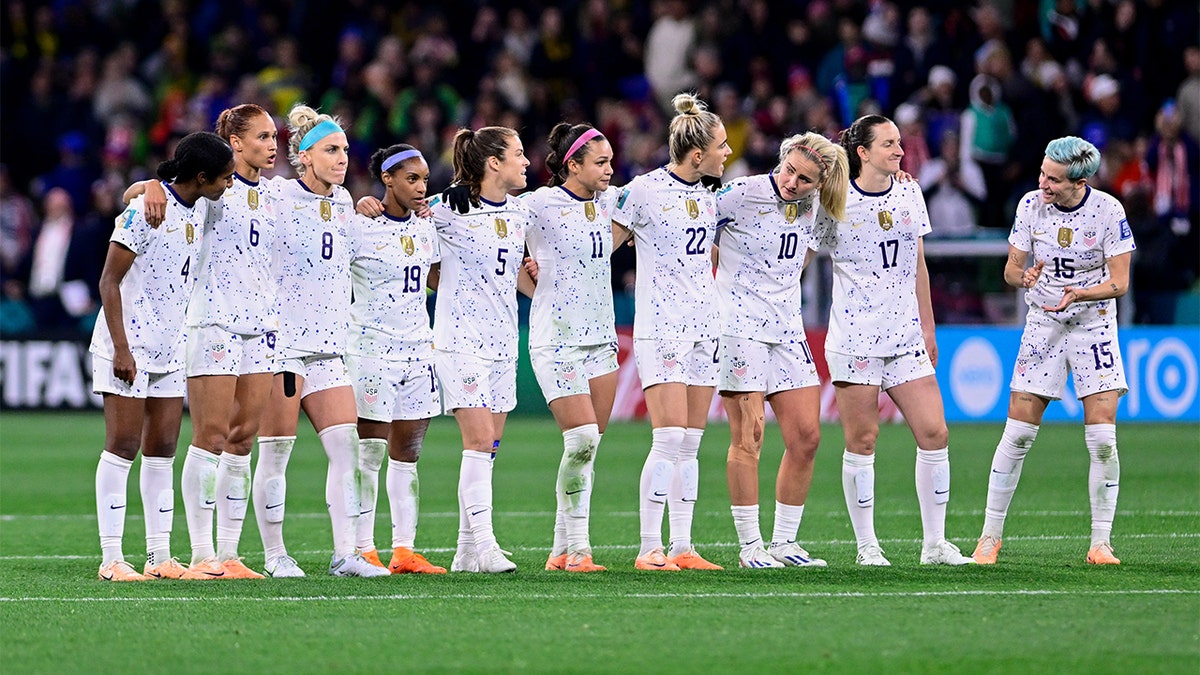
[1034,230,1047,235]
[561,209,573,216]
[757,209,774,215]
[375,244,388,250]
[467,222,488,229]
[293,204,307,210]
[661,205,675,212]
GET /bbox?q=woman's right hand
[1022,260,1045,288]
[356,196,385,217]
[112,347,137,384]
[144,181,168,228]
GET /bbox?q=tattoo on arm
[1110,283,1117,292]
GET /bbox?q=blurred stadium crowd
[1,0,1197,338]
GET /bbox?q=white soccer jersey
[611,167,719,341]
[348,211,440,360]
[186,172,279,334]
[1009,186,1136,321]
[715,173,817,343]
[90,186,211,371]
[272,179,358,356]
[429,195,529,360]
[812,178,932,357]
[521,185,617,348]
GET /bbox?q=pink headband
[796,144,828,171]
[565,128,603,163]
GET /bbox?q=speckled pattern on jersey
[90,188,210,371]
[813,178,932,357]
[1009,186,1136,323]
[715,173,816,343]
[521,185,617,348]
[348,211,439,361]
[272,179,358,356]
[612,167,719,341]
[186,172,280,334]
[429,195,529,360]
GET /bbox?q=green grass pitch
[1,411,1197,673]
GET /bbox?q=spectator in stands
[920,130,985,238]
[644,0,697,113]
[961,74,1017,230]
[1178,46,1200,143]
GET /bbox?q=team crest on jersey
[494,218,508,238]
[185,222,195,244]
[363,386,379,405]
[584,202,596,222]
[319,201,332,222]
[401,235,415,256]
[462,374,478,394]
[785,203,798,223]
[209,343,227,362]
[248,189,259,210]
[900,209,911,227]
[731,357,748,378]
[1083,230,1097,247]
[686,199,699,219]
[877,211,893,230]
[1057,227,1073,247]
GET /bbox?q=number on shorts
[428,364,437,393]
[1090,341,1114,369]
[321,231,334,260]
[800,341,814,364]
[879,239,899,269]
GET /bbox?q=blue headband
[381,149,424,173]
[298,119,344,151]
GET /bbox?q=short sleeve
[1007,200,1033,252]
[714,180,745,228]
[907,183,933,238]
[1102,200,1136,257]
[611,179,646,230]
[811,206,837,252]
[110,202,151,256]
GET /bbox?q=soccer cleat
[180,557,227,580]
[476,545,517,574]
[565,551,606,573]
[856,544,892,566]
[973,535,1003,565]
[920,539,976,565]
[634,548,680,571]
[767,541,828,568]
[1087,542,1121,565]
[143,557,189,579]
[221,558,266,579]
[389,547,447,574]
[545,553,567,571]
[739,546,785,569]
[99,560,148,582]
[264,554,306,578]
[668,547,724,570]
[450,547,480,573]
[358,549,387,569]
[329,552,392,577]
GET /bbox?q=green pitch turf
[1,412,1197,673]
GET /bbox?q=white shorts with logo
[186,325,275,377]
[826,347,935,391]
[274,352,350,399]
[92,356,186,398]
[530,342,619,403]
[633,337,719,389]
[1011,307,1128,400]
[435,350,517,414]
[346,353,441,421]
[720,336,820,395]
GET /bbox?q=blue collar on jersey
[163,181,194,208]
[556,185,594,202]
[1052,185,1091,213]
[480,195,507,207]
[233,171,259,187]
[381,210,412,223]
[666,168,701,186]
[850,177,894,197]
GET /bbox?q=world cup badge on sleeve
[401,234,415,256]
[494,217,508,238]
[185,222,195,244]
[785,203,798,223]
[248,189,259,210]
[877,210,893,230]
[584,202,596,222]
[686,198,700,219]
[320,201,332,222]
[1057,227,1073,247]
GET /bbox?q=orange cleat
[389,547,447,574]
[359,549,386,569]
[634,548,681,571]
[180,557,227,580]
[973,535,1002,565]
[1087,542,1121,565]
[668,548,724,570]
[99,560,148,582]
[143,557,189,579]
[221,558,266,579]
[565,551,606,573]
[545,553,567,571]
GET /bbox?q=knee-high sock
[638,426,683,556]
[140,455,176,565]
[842,450,877,549]
[915,447,950,548]
[181,446,219,564]
[387,459,419,549]
[1085,424,1120,546]
[459,450,496,553]
[558,424,601,554]
[319,423,360,559]
[668,428,704,555]
[96,451,133,566]
[356,438,388,551]
[982,419,1038,538]
[253,436,294,562]
[215,453,252,561]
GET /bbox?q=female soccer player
[93,131,233,581]
[973,136,1135,566]
[715,132,848,569]
[522,123,619,573]
[255,104,387,578]
[612,93,730,571]
[432,126,531,573]
[814,114,973,566]
[347,144,446,574]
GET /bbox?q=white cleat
[475,544,517,573]
[856,543,892,566]
[767,541,828,568]
[329,552,391,578]
[920,539,976,566]
[739,546,785,569]
[264,554,306,578]
[450,546,480,573]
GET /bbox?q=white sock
[181,445,219,564]
[215,453,252,561]
[731,504,762,552]
[771,501,805,546]
[319,423,360,559]
[559,424,600,554]
[982,419,1038,538]
[356,438,388,552]
[459,450,497,553]
[387,459,419,549]
[96,451,133,566]
[842,450,877,549]
[667,427,703,556]
[1085,424,1120,546]
[638,426,683,555]
[915,447,950,549]
[139,455,175,565]
[253,436,294,563]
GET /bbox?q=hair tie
[381,149,424,173]
[299,119,344,151]
[564,128,603,164]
